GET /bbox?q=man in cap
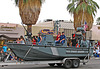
[59,32,66,44]
[71,34,77,47]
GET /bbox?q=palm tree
[67,0,99,31]
[15,0,44,33]
[96,17,100,25]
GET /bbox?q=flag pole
[81,8,85,40]
[81,8,87,41]
[81,8,84,27]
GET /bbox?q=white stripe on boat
[51,47,59,56]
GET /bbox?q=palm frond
[67,3,74,10]
[87,5,92,15]
[81,2,87,10]
[75,4,81,14]
[69,6,75,13]
[92,0,99,9]
[68,0,79,3]
[15,0,18,5]
[92,11,96,16]
[23,0,28,3]
[97,17,100,21]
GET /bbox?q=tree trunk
[18,0,41,34]
[27,24,32,33]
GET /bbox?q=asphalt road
[0,58,100,69]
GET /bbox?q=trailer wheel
[56,63,62,67]
[2,65,4,67]
[72,59,80,68]
[64,59,72,69]
[48,63,55,66]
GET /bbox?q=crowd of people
[14,32,78,47]
[16,36,25,44]
[93,41,100,57]
[0,44,22,62]
[32,33,42,45]
[0,35,27,62]
[55,32,78,47]
[31,32,79,47]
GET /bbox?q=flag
[84,21,88,32]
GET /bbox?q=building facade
[0,23,24,47]
[31,20,92,40]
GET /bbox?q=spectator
[35,33,42,45]
[16,38,20,43]
[32,36,36,45]
[1,44,8,61]
[94,45,100,57]
[96,45,99,52]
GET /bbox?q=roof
[34,21,54,27]
[0,23,22,27]
[0,23,24,39]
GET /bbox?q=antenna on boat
[21,22,32,39]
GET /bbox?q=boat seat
[41,35,55,46]
[80,40,89,47]
[45,35,55,46]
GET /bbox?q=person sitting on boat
[32,36,37,45]
[71,34,77,47]
[59,32,66,44]
[35,33,42,45]
[55,32,61,43]
[55,32,66,44]
[16,38,20,43]
[20,36,25,44]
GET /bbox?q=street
[0,58,100,69]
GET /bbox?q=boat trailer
[0,51,90,69]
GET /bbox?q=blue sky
[0,0,100,24]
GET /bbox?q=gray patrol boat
[6,27,93,61]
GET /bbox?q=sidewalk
[91,57,100,60]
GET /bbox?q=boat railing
[7,41,26,44]
[7,41,45,46]
[8,41,17,44]
[32,42,37,45]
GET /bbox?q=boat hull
[6,43,92,61]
